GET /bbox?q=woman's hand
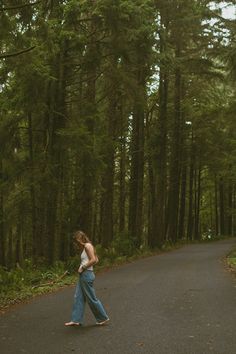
[78,266,84,274]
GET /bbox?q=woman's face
[77,237,85,248]
[73,237,84,250]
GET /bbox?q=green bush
[110,234,136,257]
[228,249,236,267]
[0,266,25,293]
[95,244,118,264]
[161,240,174,251]
[66,255,81,273]
[94,244,106,259]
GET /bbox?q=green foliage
[110,234,136,257]
[227,248,236,268]
[0,261,76,310]
[95,235,137,263]
[66,256,81,273]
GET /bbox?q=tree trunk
[178,161,187,240]
[147,156,157,248]
[77,17,99,238]
[194,166,201,240]
[0,159,5,266]
[214,174,219,236]
[128,85,145,248]
[219,176,225,236]
[15,222,24,266]
[187,133,194,240]
[45,45,67,264]
[28,112,37,259]
[227,179,233,236]
[119,131,126,234]
[100,55,118,247]
[155,57,168,246]
[233,184,236,236]
[166,58,182,243]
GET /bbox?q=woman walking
[65,230,109,327]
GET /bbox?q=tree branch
[210,10,235,24]
[0,46,36,59]
[0,1,41,11]
[31,271,69,289]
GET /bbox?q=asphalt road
[1,238,236,354]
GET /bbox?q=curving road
[1,238,236,354]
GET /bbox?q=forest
[0,0,235,269]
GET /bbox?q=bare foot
[65,321,81,326]
[96,318,110,326]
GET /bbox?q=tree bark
[194,166,201,240]
[0,159,5,266]
[178,160,187,240]
[45,44,67,264]
[119,127,126,234]
[28,112,37,259]
[100,56,118,247]
[219,176,225,236]
[147,144,157,248]
[187,133,195,240]
[214,174,219,236]
[77,14,99,238]
[166,59,182,243]
[128,83,145,248]
[227,178,233,236]
[156,63,168,246]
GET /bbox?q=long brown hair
[73,230,98,261]
[74,230,91,244]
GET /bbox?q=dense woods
[0,0,235,268]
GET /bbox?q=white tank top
[80,245,93,271]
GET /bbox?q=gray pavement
[0,238,236,354]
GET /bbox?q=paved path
[1,239,236,354]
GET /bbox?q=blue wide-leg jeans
[71,270,109,324]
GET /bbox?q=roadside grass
[0,236,231,313]
[226,247,236,274]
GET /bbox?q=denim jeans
[71,270,109,324]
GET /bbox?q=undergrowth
[227,248,236,269]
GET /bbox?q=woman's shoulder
[84,242,94,250]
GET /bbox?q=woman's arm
[83,243,97,268]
